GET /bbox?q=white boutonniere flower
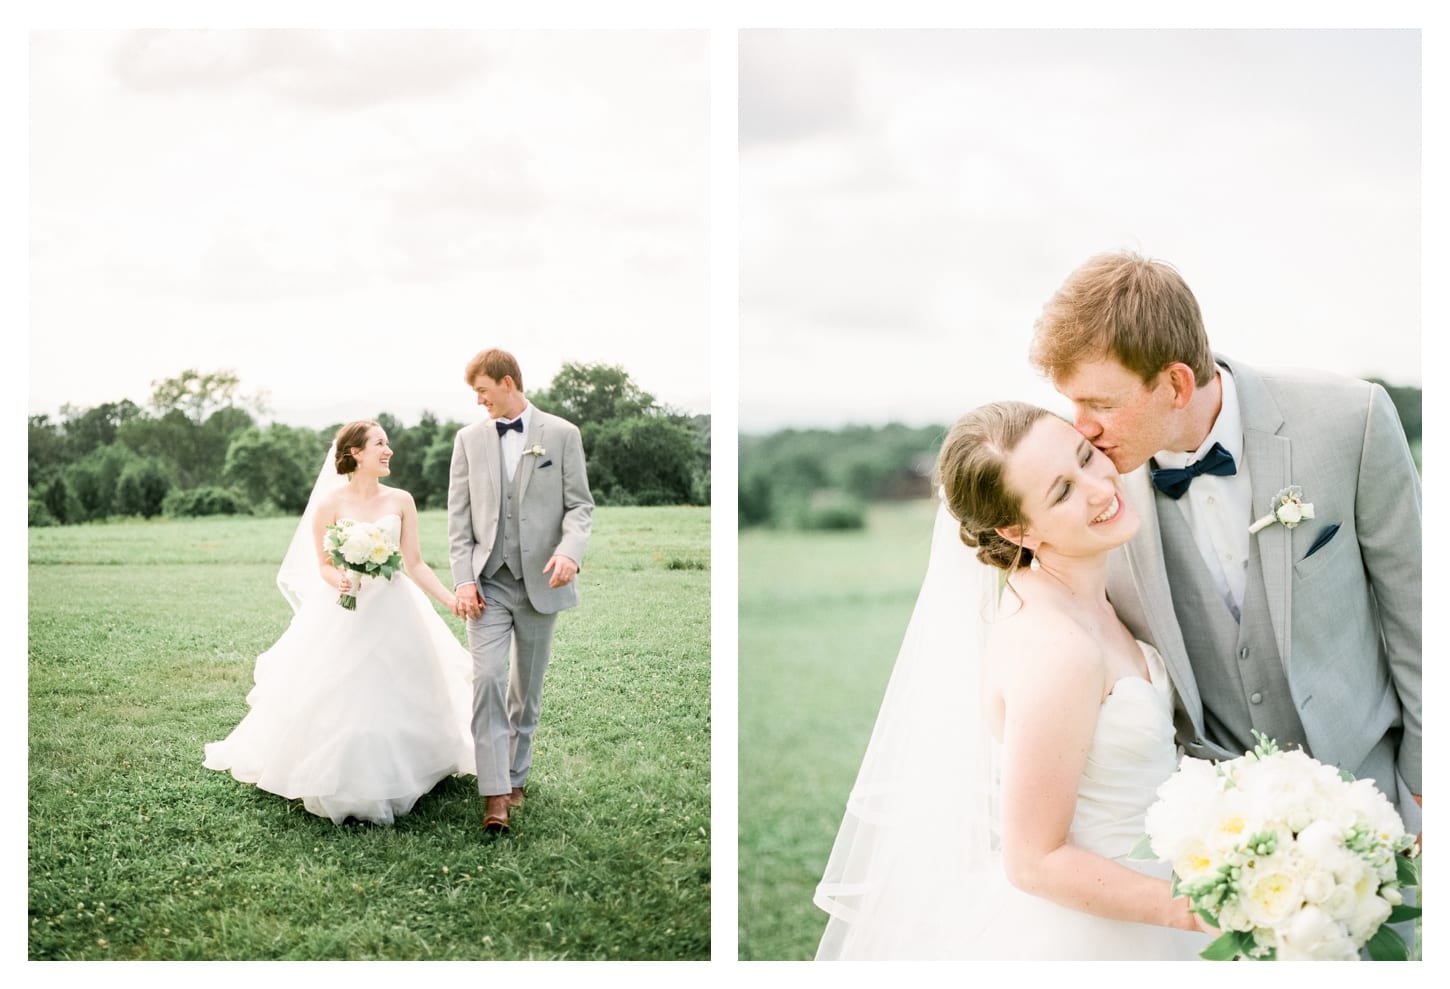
[1249,485,1315,534]
[527,445,547,457]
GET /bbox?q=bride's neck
[1029,551,1108,602]
[348,473,384,497]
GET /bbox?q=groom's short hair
[1030,251,1216,388]
[465,348,524,392]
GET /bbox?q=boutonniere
[526,445,547,457]
[1249,485,1315,534]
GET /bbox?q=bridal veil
[275,443,349,613]
[814,496,1006,959]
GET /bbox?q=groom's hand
[544,555,578,588]
[454,582,483,620]
[1413,793,1422,850]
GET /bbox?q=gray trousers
[467,569,557,796]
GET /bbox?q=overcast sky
[740,28,1423,433]
[29,29,708,429]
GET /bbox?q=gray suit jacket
[447,407,594,614]
[1105,356,1421,824]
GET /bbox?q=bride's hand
[338,573,352,594]
[1188,908,1218,936]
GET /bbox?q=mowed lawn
[737,500,936,960]
[28,505,710,961]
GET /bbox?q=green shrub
[163,485,251,518]
[796,490,866,531]
[28,496,58,527]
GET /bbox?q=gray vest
[1156,495,1308,757]
[483,450,525,581]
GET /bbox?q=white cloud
[740,28,1422,432]
[29,29,709,429]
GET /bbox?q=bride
[204,420,476,825]
[814,401,1214,959]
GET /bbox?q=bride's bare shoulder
[314,488,344,521]
[987,585,1103,683]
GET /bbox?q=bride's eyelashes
[1053,445,1096,505]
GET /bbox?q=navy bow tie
[1150,442,1236,499]
[495,418,523,436]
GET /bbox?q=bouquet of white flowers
[1138,733,1419,960]
[323,519,403,609]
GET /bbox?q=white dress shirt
[1151,367,1252,621]
[494,402,533,483]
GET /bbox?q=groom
[1029,251,1422,836]
[448,347,594,834]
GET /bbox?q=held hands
[543,555,578,589]
[452,582,483,621]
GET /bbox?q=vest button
[1250,692,1263,704]
[1238,647,1249,660]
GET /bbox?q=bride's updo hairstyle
[333,420,380,476]
[936,401,1055,572]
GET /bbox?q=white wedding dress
[204,513,476,825]
[814,502,1210,960]
[949,642,1208,959]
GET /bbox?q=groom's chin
[1103,449,1143,474]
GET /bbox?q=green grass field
[737,500,936,960]
[28,506,709,961]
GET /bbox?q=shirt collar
[1152,365,1242,470]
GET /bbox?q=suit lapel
[1232,359,1293,668]
[480,421,502,506]
[1120,465,1204,728]
[517,413,543,502]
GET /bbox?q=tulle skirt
[204,572,476,825]
[818,850,1208,960]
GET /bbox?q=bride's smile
[1091,493,1122,525]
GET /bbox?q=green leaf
[1338,768,1357,783]
[1387,904,1422,924]
[1365,924,1410,961]
[1396,853,1419,887]
[1127,833,1156,861]
[1199,930,1247,961]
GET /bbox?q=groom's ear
[1164,363,1198,409]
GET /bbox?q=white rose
[341,528,375,565]
[1275,905,1359,960]
[1343,778,1408,846]
[1275,501,1304,525]
[1216,899,1253,934]
[1301,871,1335,905]
[1240,859,1304,929]
[1145,757,1222,860]
[1346,892,1392,944]
[368,535,391,565]
[1170,839,1220,883]
[1322,882,1358,921]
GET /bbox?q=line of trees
[29,364,709,527]
[740,381,1422,531]
[739,423,945,530]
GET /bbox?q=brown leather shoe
[483,794,511,834]
[507,786,525,809]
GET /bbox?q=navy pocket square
[1303,523,1340,560]
[539,459,553,469]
